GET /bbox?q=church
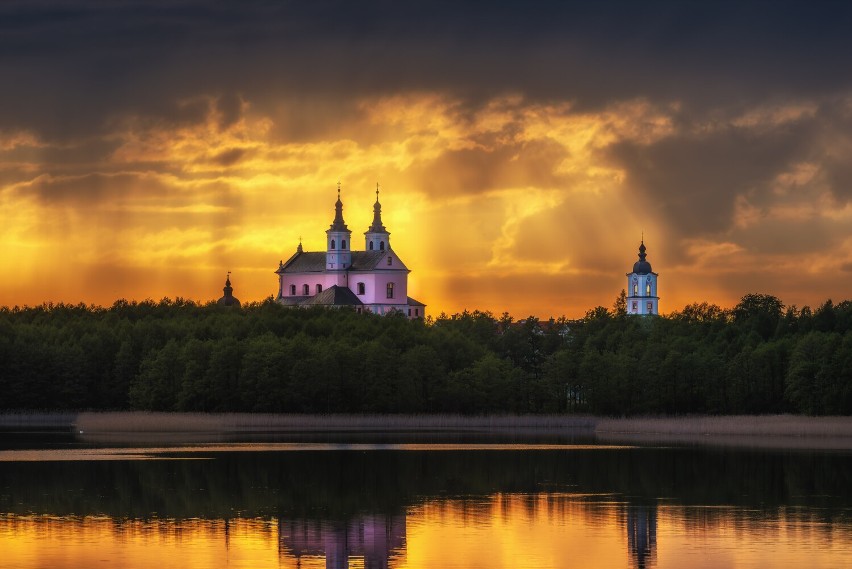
[626,239,659,315]
[274,185,426,319]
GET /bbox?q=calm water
[0,432,850,569]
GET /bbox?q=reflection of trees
[280,514,406,569]
[626,505,657,569]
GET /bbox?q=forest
[0,292,850,415]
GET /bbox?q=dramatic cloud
[2,1,852,315]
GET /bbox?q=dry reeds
[73,412,596,433]
[595,415,852,438]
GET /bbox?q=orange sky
[2,3,852,318]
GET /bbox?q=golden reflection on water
[1,496,850,569]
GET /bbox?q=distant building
[217,273,241,307]
[275,185,426,319]
[626,240,659,315]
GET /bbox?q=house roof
[277,250,409,273]
[407,296,426,307]
[300,285,364,306]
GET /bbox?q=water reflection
[627,505,657,569]
[280,514,406,569]
[0,440,851,568]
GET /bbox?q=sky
[2,0,852,318]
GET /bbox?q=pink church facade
[275,186,426,318]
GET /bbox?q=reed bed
[0,412,77,429]
[74,412,596,433]
[595,415,852,438]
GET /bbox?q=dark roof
[407,296,426,307]
[277,250,409,273]
[300,285,363,306]
[278,296,309,306]
[631,241,653,275]
[217,275,241,307]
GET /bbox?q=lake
[0,431,850,568]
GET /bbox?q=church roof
[300,285,363,306]
[217,274,241,307]
[631,241,653,275]
[276,250,409,273]
[407,296,426,307]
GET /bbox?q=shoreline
[1,412,851,438]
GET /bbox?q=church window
[331,239,336,249]
[633,283,638,295]
[647,302,653,312]
[357,282,365,295]
[290,284,296,296]
[370,242,374,250]
[316,284,323,294]
[342,239,346,249]
[387,256,392,266]
[380,241,385,251]
[632,301,638,311]
[303,284,309,295]
[415,308,419,317]
[408,308,412,316]
[386,282,394,299]
[646,282,651,296]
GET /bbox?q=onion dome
[632,241,653,275]
[328,183,349,232]
[367,185,386,233]
[217,273,241,307]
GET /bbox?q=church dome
[632,241,652,274]
[217,274,241,307]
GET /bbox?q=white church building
[275,186,426,318]
[626,239,659,315]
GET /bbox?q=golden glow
[2,93,851,316]
[2,497,850,569]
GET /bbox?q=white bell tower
[626,239,659,315]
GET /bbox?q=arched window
[633,283,638,295]
[290,284,296,296]
[387,256,392,266]
[380,241,385,251]
[303,284,309,295]
[331,239,336,249]
[341,239,346,249]
[646,282,651,296]
[316,284,323,294]
[386,282,394,299]
[357,282,365,295]
[369,242,374,250]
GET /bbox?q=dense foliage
[0,293,851,415]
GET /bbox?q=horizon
[3,1,852,319]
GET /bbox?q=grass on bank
[2,412,852,439]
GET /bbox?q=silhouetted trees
[0,294,851,415]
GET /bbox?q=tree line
[0,293,850,415]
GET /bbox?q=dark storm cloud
[606,121,813,235]
[3,1,852,141]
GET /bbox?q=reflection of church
[279,514,406,569]
[626,505,657,569]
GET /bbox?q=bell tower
[326,183,352,272]
[364,184,391,252]
[626,239,659,315]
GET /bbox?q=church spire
[329,182,349,231]
[365,183,391,251]
[368,183,386,232]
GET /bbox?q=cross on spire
[376,182,380,202]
